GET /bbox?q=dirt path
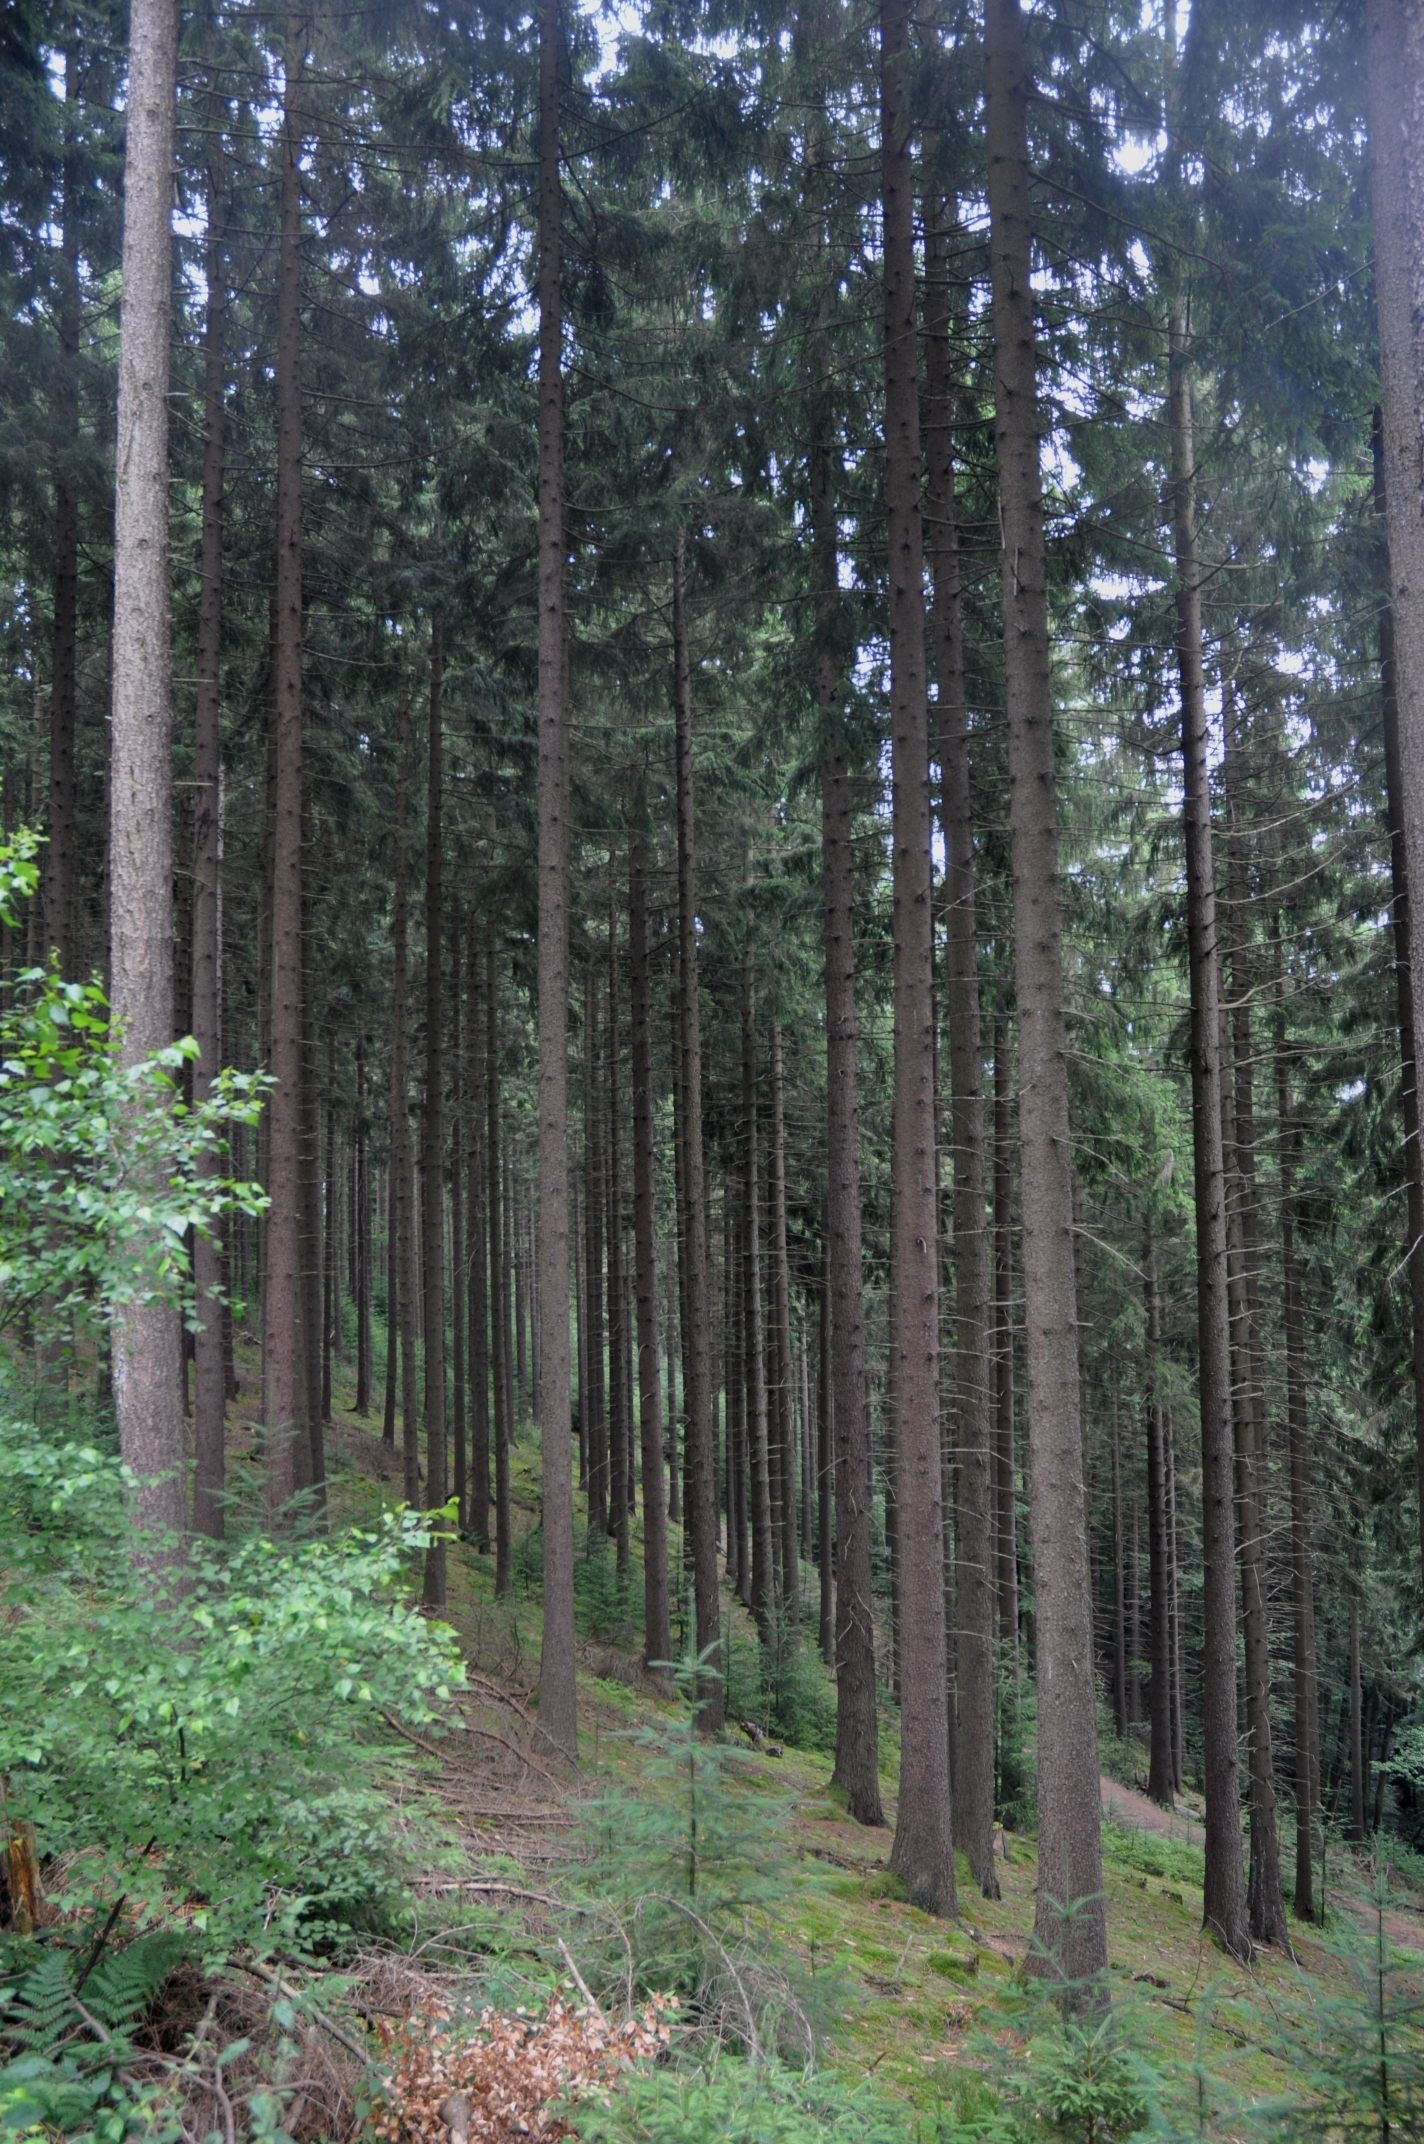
[1100,1774,1205,1847]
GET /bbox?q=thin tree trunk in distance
[814,410,883,1827]
[489,936,512,1595]
[631,821,671,1673]
[883,0,951,1917]
[1144,1216,1174,1807]
[191,114,227,1538]
[985,0,1104,1981]
[993,1013,1018,1664]
[673,533,723,1726]
[1275,981,1317,1919]
[468,916,491,1548]
[584,955,608,1534]
[47,57,80,979]
[356,1035,372,1413]
[1349,1604,1365,1841]
[1169,306,1250,1963]
[926,197,995,1898]
[770,1021,799,1625]
[606,909,631,1577]
[422,617,448,1609]
[110,0,184,1547]
[451,908,467,1529]
[388,685,417,1498]
[743,950,774,1635]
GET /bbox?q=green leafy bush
[0,1426,466,1954]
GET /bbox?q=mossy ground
[222,1325,1424,2124]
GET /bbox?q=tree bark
[1144,1216,1174,1807]
[109,0,184,1549]
[468,916,491,1548]
[631,822,671,1673]
[926,198,995,1898]
[191,114,227,1538]
[422,617,448,1608]
[451,909,467,1528]
[1349,1604,1366,1841]
[356,1034,372,1414]
[814,454,883,1826]
[1168,308,1250,1959]
[984,0,1104,1982]
[387,685,418,1501]
[489,936,512,1596]
[882,0,951,1918]
[993,1013,1019,1667]
[262,11,307,1527]
[769,1021,799,1625]
[47,44,81,978]
[742,952,774,1638]
[1274,962,1317,1920]
[673,533,723,1725]
[584,954,608,1534]
[817,1246,834,1666]
[1366,0,1424,1589]
[606,908,631,1577]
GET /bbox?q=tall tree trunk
[298,940,324,1506]
[883,0,951,1917]
[665,1221,681,1523]
[262,12,307,1527]
[109,0,184,1547]
[1222,694,1287,1948]
[1144,1215,1174,1807]
[993,1012,1019,1666]
[451,908,467,1529]
[191,117,227,1538]
[489,937,512,1596]
[743,950,774,1636]
[388,686,417,1495]
[382,1148,399,1442]
[817,1246,834,1667]
[1349,1605,1366,1841]
[1274,966,1317,1920]
[422,618,448,1608]
[584,955,608,1535]
[814,435,883,1826]
[1110,1388,1127,1740]
[1367,0,1424,1589]
[47,46,80,976]
[468,918,492,1549]
[356,1034,372,1414]
[984,0,1103,1980]
[322,1055,336,1422]
[1168,307,1251,1961]
[769,1021,799,1625]
[673,533,723,1725]
[631,823,671,1672]
[926,197,995,1899]
[606,909,631,1577]
[726,1179,748,1602]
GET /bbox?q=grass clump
[1099,1821,1204,1891]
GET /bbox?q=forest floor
[223,1338,1424,2124]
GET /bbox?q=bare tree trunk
[770,1022,799,1626]
[1274,964,1317,1920]
[926,198,995,1899]
[422,618,448,1609]
[1349,1604,1366,1841]
[606,909,631,1577]
[726,1181,748,1602]
[882,0,951,1917]
[451,910,467,1528]
[993,1013,1019,1667]
[191,113,228,1538]
[673,534,723,1725]
[109,0,184,1548]
[261,12,308,1527]
[631,821,671,1672]
[1367,0,1424,1589]
[1221,693,1287,1948]
[356,1035,372,1414]
[387,686,417,1500]
[47,43,81,976]
[1168,308,1250,1962]
[468,917,491,1548]
[817,1247,834,1666]
[1110,1389,1127,1740]
[322,1060,336,1422]
[489,936,512,1596]
[743,951,774,1636]
[584,955,608,1535]
[1144,1216,1174,1807]
[984,0,1103,1982]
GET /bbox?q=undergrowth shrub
[0,1930,189,2140]
[0,1425,465,1955]
[1098,1821,1204,1890]
[722,1623,837,1754]
[371,1993,673,2144]
[572,2055,954,2144]
[575,1543,645,1651]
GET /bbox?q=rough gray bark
[1168,312,1250,1961]
[630,823,671,1674]
[993,1014,1019,1665]
[1144,1216,1174,1808]
[109,0,185,1548]
[742,952,774,1638]
[769,1022,799,1625]
[422,619,448,1609]
[882,0,952,1919]
[584,954,608,1536]
[388,687,418,1505]
[984,0,1104,1983]
[47,50,80,977]
[451,910,467,1524]
[673,534,723,1727]
[489,936,512,1596]
[191,118,228,1539]
[356,1034,372,1415]
[606,912,632,1574]
[467,918,492,1548]
[1275,962,1317,1920]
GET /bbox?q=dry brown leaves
[371,1992,675,2144]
